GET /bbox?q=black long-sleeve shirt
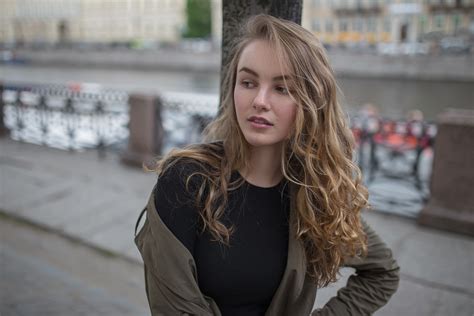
[154,160,290,316]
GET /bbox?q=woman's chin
[243,135,283,149]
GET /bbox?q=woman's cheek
[234,89,248,115]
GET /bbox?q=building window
[434,14,445,29]
[383,17,391,32]
[352,18,363,32]
[452,14,462,32]
[367,17,377,32]
[419,15,427,34]
[326,20,334,32]
[339,19,348,32]
[312,19,321,32]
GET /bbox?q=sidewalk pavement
[1,137,473,316]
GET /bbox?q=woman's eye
[276,86,289,94]
[241,80,255,88]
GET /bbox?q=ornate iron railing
[159,92,217,152]
[2,83,129,156]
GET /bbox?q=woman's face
[234,39,297,150]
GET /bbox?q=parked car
[440,37,471,54]
[377,42,429,56]
[0,49,28,64]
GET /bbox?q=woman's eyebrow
[238,67,259,77]
[273,75,292,82]
[238,67,291,81]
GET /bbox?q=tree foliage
[184,0,212,38]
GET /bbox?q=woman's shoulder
[158,141,224,184]
[191,141,225,158]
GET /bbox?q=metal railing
[352,115,436,190]
[1,83,129,156]
[351,114,436,216]
[159,92,217,152]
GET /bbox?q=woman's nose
[253,88,270,111]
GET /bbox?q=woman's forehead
[237,39,292,78]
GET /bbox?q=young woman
[135,14,399,316]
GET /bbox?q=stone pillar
[0,82,10,137]
[121,94,164,168]
[418,109,474,236]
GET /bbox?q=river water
[338,76,473,120]
[1,65,472,120]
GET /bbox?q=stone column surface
[121,93,163,168]
[0,82,11,137]
[418,108,474,236]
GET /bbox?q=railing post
[0,82,10,137]
[121,93,164,168]
[418,109,474,236]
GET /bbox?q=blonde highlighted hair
[153,14,369,287]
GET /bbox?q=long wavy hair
[152,14,369,288]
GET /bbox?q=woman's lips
[248,116,273,126]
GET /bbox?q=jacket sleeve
[312,217,400,316]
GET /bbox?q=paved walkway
[1,138,473,315]
[1,214,149,316]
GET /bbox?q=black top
[154,160,290,316]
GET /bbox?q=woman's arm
[313,217,400,316]
[154,161,202,255]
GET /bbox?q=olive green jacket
[134,187,399,316]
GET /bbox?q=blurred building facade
[211,0,223,46]
[2,0,473,49]
[302,0,474,46]
[0,0,186,46]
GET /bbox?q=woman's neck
[240,144,283,188]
